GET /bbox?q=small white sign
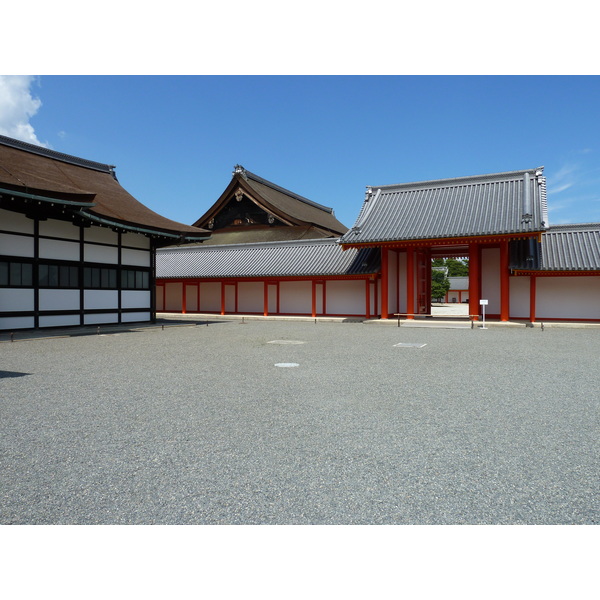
[480,299,488,305]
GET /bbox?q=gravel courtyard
[1,319,598,524]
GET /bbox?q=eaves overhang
[512,269,600,276]
[75,209,211,243]
[340,231,543,250]
[0,185,96,206]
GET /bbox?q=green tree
[431,269,450,302]
[445,258,469,276]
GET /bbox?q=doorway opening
[430,251,470,318]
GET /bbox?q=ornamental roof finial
[233,164,247,178]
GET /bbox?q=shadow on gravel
[0,371,31,378]
[0,320,231,343]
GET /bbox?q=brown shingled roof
[193,166,347,238]
[0,135,209,241]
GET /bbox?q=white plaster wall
[0,316,35,330]
[84,312,119,325]
[279,281,311,314]
[481,248,500,314]
[224,284,236,313]
[266,283,277,314]
[387,250,398,314]
[509,276,530,319]
[0,288,35,311]
[325,280,366,315]
[165,282,183,311]
[368,281,376,317]
[237,282,263,313]
[536,276,600,319]
[84,227,119,245]
[39,314,81,328]
[315,282,324,315]
[0,232,34,257]
[39,238,79,261]
[122,311,151,322]
[39,289,80,311]
[121,232,150,249]
[185,285,199,312]
[0,209,34,234]
[84,290,119,310]
[84,243,118,264]
[39,219,80,240]
[122,248,150,267]
[199,282,220,312]
[122,290,151,309]
[397,252,407,314]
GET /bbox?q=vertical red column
[381,247,389,319]
[469,243,480,320]
[365,279,371,319]
[406,247,415,319]
[530,275,537,323]
[220,282,225,315]
[182,282,187,314]
[264,282,269,316]
[311,280,317,318]
[396,250,401,314]
[500,240,510,321]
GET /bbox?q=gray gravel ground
[1,320,599,524]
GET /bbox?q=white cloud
[0,75,47,146]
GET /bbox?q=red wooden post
[530,275,537,323]
[500,240,510,321]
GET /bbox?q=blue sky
[2,75,600,229]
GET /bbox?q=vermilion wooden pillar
[365,279,371,319]
[530,275,537,323]
[406,247,415,319]
[500,240,510,321]
[220,282,226,315]
[182,282,187,314]
[264,282,269,316]
[311,280,317,318]
[381,247,389,319]
[468,243,480,320]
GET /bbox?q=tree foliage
[431,269,450,301]
[445,258,469,276]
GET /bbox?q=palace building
[4,134,598,328]
[157,166,600,322]
[0,135,208,331]
[156,166,382,318]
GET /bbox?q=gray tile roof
[156,238,380,279]
[538,224,600,271]
[341,168,548,245]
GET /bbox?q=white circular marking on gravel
[275,363,300,368]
